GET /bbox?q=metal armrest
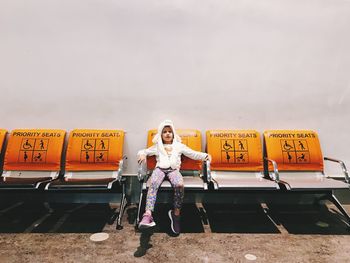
[264,157,280,183]
[117,156,127,181]
[324,157,349,183]
[36,178,55,189]
[107,178,119,189]
[137,161,148,182]
[206,160,212,182]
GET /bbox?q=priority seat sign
[264,130,323,171]
[65,129,124,171]
[4,129,66,171]
[206,130,263,171]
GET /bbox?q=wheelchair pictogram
[83,140,94,150]
[22,139,34,150]
[222,140,233,151]
[282,140,294,151]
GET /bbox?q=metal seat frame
[45,157,128,230]
[266,156,350,227]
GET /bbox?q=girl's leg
[167,170,184,216]
[145,168,166,214]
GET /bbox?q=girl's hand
[205,154,212,162]
[138,154,146,164]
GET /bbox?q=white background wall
[1,0,349,174]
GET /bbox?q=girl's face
[162,126,174,144]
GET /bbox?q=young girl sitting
[137,120,211,234]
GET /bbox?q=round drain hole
[245,254,257,261]
[90,232,109,242]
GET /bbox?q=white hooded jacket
[137,120,208,170]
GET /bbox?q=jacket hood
[152,120,181,163]
[152,119,181,144]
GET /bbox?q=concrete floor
[0,202,349,262]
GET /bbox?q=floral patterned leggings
[146,167,184,212]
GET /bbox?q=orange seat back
[206,130,263,171]
[264,130,323,171]
[4,129,66,171]
[146,129,203,171]
[0,129,7,153]
[66,129,124,171]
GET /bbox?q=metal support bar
[329,193,350,225]
[206,160,212,183]
[117,156,128,181]
[116,184,127,230]
[136,189,144,227]
[137,161,149,182]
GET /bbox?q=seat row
[0,128,349,229]
[0,129,125,189]
[136,129,350,227]
[0,129,127,229]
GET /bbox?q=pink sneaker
[138,214,156,229]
